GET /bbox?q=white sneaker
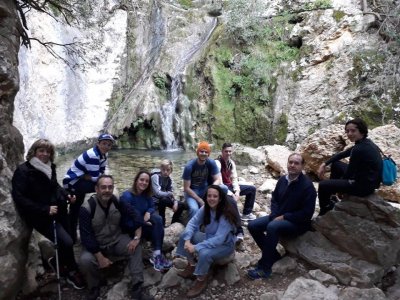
[241,213,256,221]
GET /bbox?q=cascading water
[160,18,218,150]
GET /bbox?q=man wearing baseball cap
[63,133,115,243]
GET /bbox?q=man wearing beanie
[182,141,221,219]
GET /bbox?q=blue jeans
[141,214,164,251]
[248,216,306,271]
[176,231,234,276]
[185,187,206,219]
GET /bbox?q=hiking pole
[53,220,62,300]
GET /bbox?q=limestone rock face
[285,194,400,287]
[281,277,339,300]
[0,1,29,299]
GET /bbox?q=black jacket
[12,161,69,229]
[326,137,382,190]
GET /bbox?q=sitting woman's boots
[187,275,208,298]
[177,263,195,279]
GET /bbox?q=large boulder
[299,123,400,202]
[258,145,292,177]
[284,194,400,287]
[0,1,29,299]
[231,143,266,166]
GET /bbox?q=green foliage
[303,0,332,11]
[201,13,300,146]
[332,10,345,22]
[153,74,167,89]
[273,113,288,144]
[178,0,193,9]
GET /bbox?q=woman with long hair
[176,184,238,298]
[120,169,172,272]
[12,139,85,289]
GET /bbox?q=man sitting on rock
[78,175,152,300]
[182,141,221,219]
[247,153,316,280]
[215,142,257,221]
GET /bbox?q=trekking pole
[53,220,62,300]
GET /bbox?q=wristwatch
[133,236,141,240]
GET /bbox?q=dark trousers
[141,214,164,251]
[68,178,96,243]
[36,221,77,273]
[318,161,374,215]
[153,196,186,227]
[248,216,305,271]
[228,184,256,215]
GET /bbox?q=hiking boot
[132,286,154,300]
[87,286,100,300]
[246,267,272,280]
[186,276,208,298]
[241,213,256,221]
[177,264,195,279]
[66,270,86,290]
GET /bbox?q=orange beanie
[196,141,211,155]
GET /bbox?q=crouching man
[247,153,316,279]
[78,175,153,300]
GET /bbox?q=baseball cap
[98,133,115,142]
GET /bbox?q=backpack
[378,147,398,186]
[382,155,397,186]
[87,195,120,219]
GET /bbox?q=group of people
[11,117,383,299]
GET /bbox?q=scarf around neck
[29,157,52,180]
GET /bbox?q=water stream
[160,18,218,150]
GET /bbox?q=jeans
[141,214,164,251]
[153,196,186,226]
[176,231,234,276]
[318,161,375,215]
[248,215,306,272]
[185,187,206,220]
[79,234,143,289]
[68,178,96,243]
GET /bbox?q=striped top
[63,146,107,189]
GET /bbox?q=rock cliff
[0,1,29,299]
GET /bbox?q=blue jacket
[181,207,236,252]
[119,190,155,232]
[270,173,316,227]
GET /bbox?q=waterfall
[161,17,218,150]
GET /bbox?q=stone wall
[0,1,29,299]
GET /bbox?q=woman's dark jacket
[12,161,69,229]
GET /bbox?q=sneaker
[247,268,272,280]
[151,255,166,272]
[66,270,86,290]
[160,255,173,270]
[241,213,256,221]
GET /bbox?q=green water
[55,149,197,195]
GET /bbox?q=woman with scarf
[12,139,85,289]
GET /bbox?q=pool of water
[55,149,197,195]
